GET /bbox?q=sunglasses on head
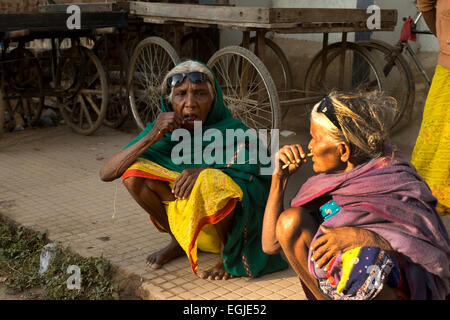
[166,72,209,90]
[317,96,342,130]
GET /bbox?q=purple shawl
[290,148,450,300]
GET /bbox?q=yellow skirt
[411,64,450,215]
[122,158,243,273]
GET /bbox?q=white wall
[373,0,438,52]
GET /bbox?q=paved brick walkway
[0,125,307,300]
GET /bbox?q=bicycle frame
[394,11,433,85]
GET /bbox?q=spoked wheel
[207,46,280,131]
[179,31,217,63]
[56,45,108,135]
[128,36,180,130]
[245,37,292,119]
[358,39,415,132]
[304,42,386,116]
[2,47,44,131]
[95,34,129,128]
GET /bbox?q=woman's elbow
[262,241,281,255]
[99,168,115,182]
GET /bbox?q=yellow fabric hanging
[411,64,450,215]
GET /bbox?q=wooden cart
[125,1,399,133]
[0,8,127,138]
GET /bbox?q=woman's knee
[276,208,302,242]
[275,207,316,244]
[123,176,147,196]
[124,177,174,202]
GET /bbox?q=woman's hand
[172,167,207,200]
[274,144,307,178]
[310,226,393,270]
[100,113,183,182]
[152,112,184,140]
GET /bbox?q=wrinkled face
[307,119,346,174]
[170,79,213,131]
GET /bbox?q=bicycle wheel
[128,36,180,130]
[95,34,129,129]
[2,47,44,130]
[56,45,108,135]
[304,42,386,116]
[358,39,415,132]
[207,45,280,130]
[245,37,292,119]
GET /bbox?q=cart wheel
[2,47,44,130]
[180,31,217,63]
[304,42,386,115]
[95,35,129,129]
[128,36,180,130]
[245,37,292,119]
[358,39,415,132]
[207,46,280,131]
[56,45,108,135]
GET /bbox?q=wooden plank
[272,23,396,34]
[143,17,169,25]
[129,1,396,26]
[184,22,216,29]
[5,29,30,39]
[130,1,271,24]
[135,16,394,33]
[38,2,128,13]
[0,12,128,33]
[267,8,397,25]
[136,15,267,30]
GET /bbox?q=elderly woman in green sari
[100,60,287,280]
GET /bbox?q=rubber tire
[57,46,108,135]
[127,36,180,130]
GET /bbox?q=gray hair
[162,60,216,105]
[310,90,396,159]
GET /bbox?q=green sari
[124,61,287,277]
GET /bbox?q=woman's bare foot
[198,261,235,280]
[146,237,184,269]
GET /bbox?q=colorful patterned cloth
[123,158,243,273]
[411,64,450,215]
[318,246,400,300]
